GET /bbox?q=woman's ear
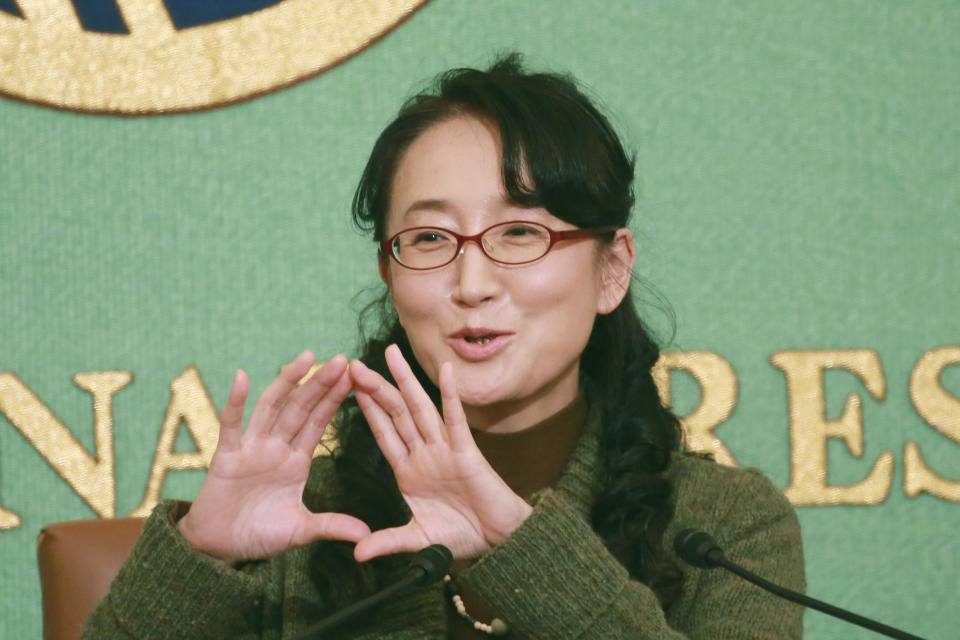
[597,228,635,315]
[378,254,391,286]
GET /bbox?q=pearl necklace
[444,574,510,636]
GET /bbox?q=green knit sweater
[83,419,805,639]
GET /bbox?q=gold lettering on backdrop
[0,457,21,527]
[905,346,960,501]
[0,501,19,529]
[653,352,739,466]
[771,350,894,505]
[0,372,132,526]
[129,367,220,517]
[0,375,24,527]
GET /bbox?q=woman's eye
[409,230,453,248]
[501,224,545,240]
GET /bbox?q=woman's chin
[458,387,510,409]
[455,378,518,412]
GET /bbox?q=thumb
[353,524,427,562]
[294,512,372,546]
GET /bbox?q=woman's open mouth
[448,329,514,361]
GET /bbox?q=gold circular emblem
[0,0,429,114]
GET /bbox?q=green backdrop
[1,1,958,637]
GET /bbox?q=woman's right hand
[176,351,371,564]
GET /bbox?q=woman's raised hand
[177,351,370,563]
[349,344,533,562]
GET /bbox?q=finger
[217,369,249,452]
[353,388,409,464]
[291,360,353,453]
[349,359,422,449]
[439,362,473,452]
[246,350,315,439]
[274,354,348,443]
[292,512,372,546]
[384,344,445,444]
[353,524,429,562]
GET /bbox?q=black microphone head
[408,544,453,585]
[674,528,724,568]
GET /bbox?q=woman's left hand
[348,344,532,562]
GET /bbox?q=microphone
[673,529,926,640]
[406,543,453,585]
[673,528,724,568]
[293,544,453,639]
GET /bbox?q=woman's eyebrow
[401,197,537,223]
[403,199,454,219]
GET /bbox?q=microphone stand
[292,544,452,640]
[296,570,423,639]
[712,553,924,640]
[675,529,926,640]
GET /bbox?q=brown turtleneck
[445,394,588,639]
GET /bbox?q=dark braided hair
[309,53,684,610]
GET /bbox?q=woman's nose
[452,241,502,306]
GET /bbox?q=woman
[83,55,804,639]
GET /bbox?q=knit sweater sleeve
[458,458,805,639]
[80,499,283,640]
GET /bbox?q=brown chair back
[37,518,145,640]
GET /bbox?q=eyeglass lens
[392,222,552,269]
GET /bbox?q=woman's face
[382,115,633,433]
